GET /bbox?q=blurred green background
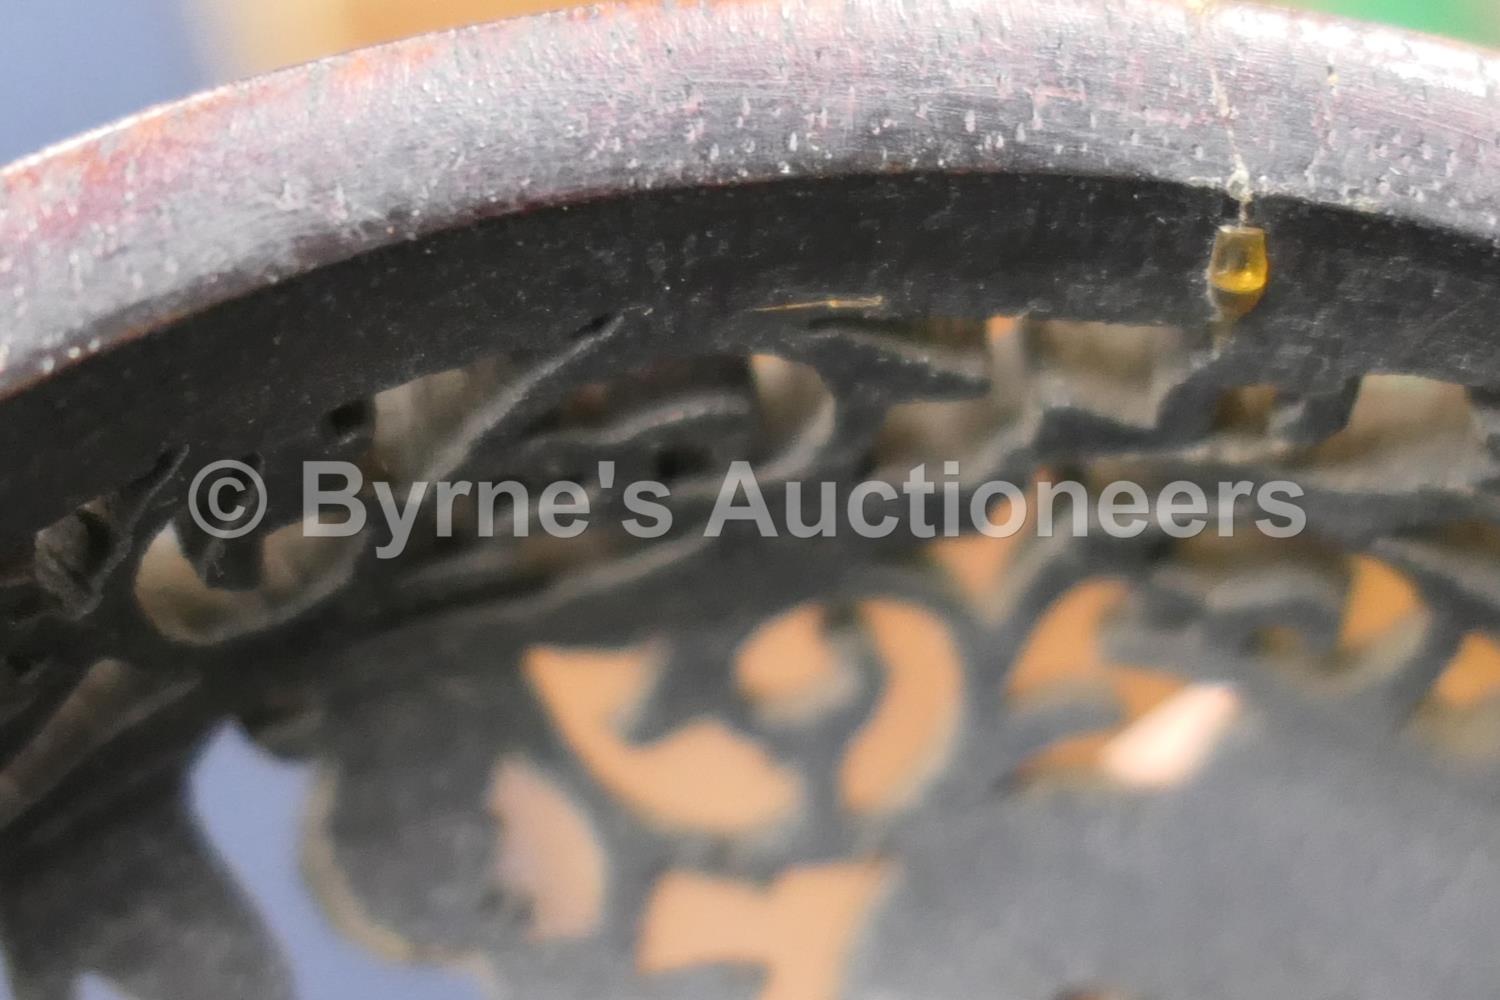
[1295,0,1497,44]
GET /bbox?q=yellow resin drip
[1207,223,1269,322]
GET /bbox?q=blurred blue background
[0,0,206,164]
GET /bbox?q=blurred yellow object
[190,0,587,75]
[1207,222,1270,320]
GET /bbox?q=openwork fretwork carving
[5,149,1500,998]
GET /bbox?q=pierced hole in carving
[926,476,1045,622]
[1337,555,1426,656]
[874,315,1212,475]
[1252,554,1426,684]
[1430,634,1500,711]
[0,658,171,831]
[392,525,643,618]
[1008,580,1150,708]
[488,757,607,942]
[335,347,836,556]
[1025,319,1194,430]
[1162,533,1427,686]
[734,603,856,724]
[751,353,837,466]
[1413,629,1500,760]
[1291,374,1486,488]
[1029,320,1188,383]
[1006,579,1239,790]
[1212,384,1279,436]
[637,860,891,1000]
[369,356,512,483]
[1322,375,1475,454]
[1171,529,1346,574]
[525,643,802,836]
[510,531,619,578]
[544,357,746,428]
[839,600,963,815]
[571,313,619,341]
[324,400,371,443]
[134,522,362,646]
[190,454,267,550]
[1096,683,1241,790]
[450,349,827,491]
[874,316,1021,477]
